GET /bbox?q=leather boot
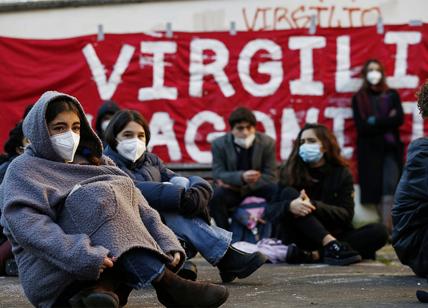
[177,259,198,281]
[69,277,120,308]
[217,246,267,283]
[152,267,229,307]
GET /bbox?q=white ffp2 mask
[116,138,146,162]
[50,130,80,162]
[367,70,382,85]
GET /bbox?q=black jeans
[209,183,277,231]
[275,188,388,259]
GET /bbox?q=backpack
[230,196,272,243]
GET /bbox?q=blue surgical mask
[299,143,323,164]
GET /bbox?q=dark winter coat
[0,91,183,307]
[211,132,277,195]
[104,146,212,213]
[352,88,404,204]
[392,137,428,274]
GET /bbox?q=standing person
[0,91,229,307]
[103,109,267,283]
[393,81,428,277]
[272,123,388,265]
[94,99,120,145]
[352,59,404,233]
[209,107,277,231]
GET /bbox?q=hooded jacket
[392,137,428,275]
[0,91,183,307]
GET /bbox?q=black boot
[177,260,198,281]
[286,243,315,264]
[152,268,229,307]
[69,287,119,308]
[323,240,362,266]
[217,246,267,283]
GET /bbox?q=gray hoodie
[0,91,183,307]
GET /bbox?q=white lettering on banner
[139,42,178,101]
[254,111,276,140]
[403,102,424,140]
[148,112,182,161]
[185,111,225,163]
[85,114,94,127]
[306,108,320,123]
[238,39,283,97]
[324,107,354,159]
[82,43,135,100]
[289,36,326,96]
[385,31,422,89]
[336,36,363,93]
[280,108,320,160]
[189,39,235,97]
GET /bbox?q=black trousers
[275,189,388,259]
[407,230,428,277]
[209,184,277,231]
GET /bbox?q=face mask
[116,138,146,162]
[366,70,382,85]
[234,134,255,149]
[101,120,110,133]
[50,130,80,162]
[299,143,323,164]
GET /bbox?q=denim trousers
[162,212,232,265]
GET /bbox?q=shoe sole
[220,253,268,283]
[324,254,362,266]
[82,293,119,308]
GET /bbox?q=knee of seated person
[279,187,299,200]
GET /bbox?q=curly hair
[416,80,428,117]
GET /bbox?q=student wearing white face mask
[103,110,267,284]
[270,124,388,265]
[209,107,278,231]
[352,59,404,234]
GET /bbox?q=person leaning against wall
[352,59,404,234]
[209,107,278,231]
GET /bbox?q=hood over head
[23,91,103,162]
[95,100,120,136]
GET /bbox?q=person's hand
[99,256,115,274]
[388,109,397,117]
[289,192,316,217]
[367,116,376,125]
[167,252,181,269]
[242,170,261,184]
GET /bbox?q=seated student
[393,81,428,277]
[94,99,120,146]
[0,91,229,308]
[272,123,388,265]
[209,107,277,231]
[103,109,267,283]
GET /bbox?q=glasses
[234,125,253,131]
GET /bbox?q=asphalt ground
[0,245,426,307]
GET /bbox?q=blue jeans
[119,249,165,290]
[162,213,232,265]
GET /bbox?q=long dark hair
[104,109,151,150]
[280,123,348,188]
[46,98,100,165]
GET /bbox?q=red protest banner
[0,24,427,170]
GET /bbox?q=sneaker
[5,258,18,276]
[323,240,362,266]
[177,260,198,281]
[286,243,315,264]
[217,246,267,283]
